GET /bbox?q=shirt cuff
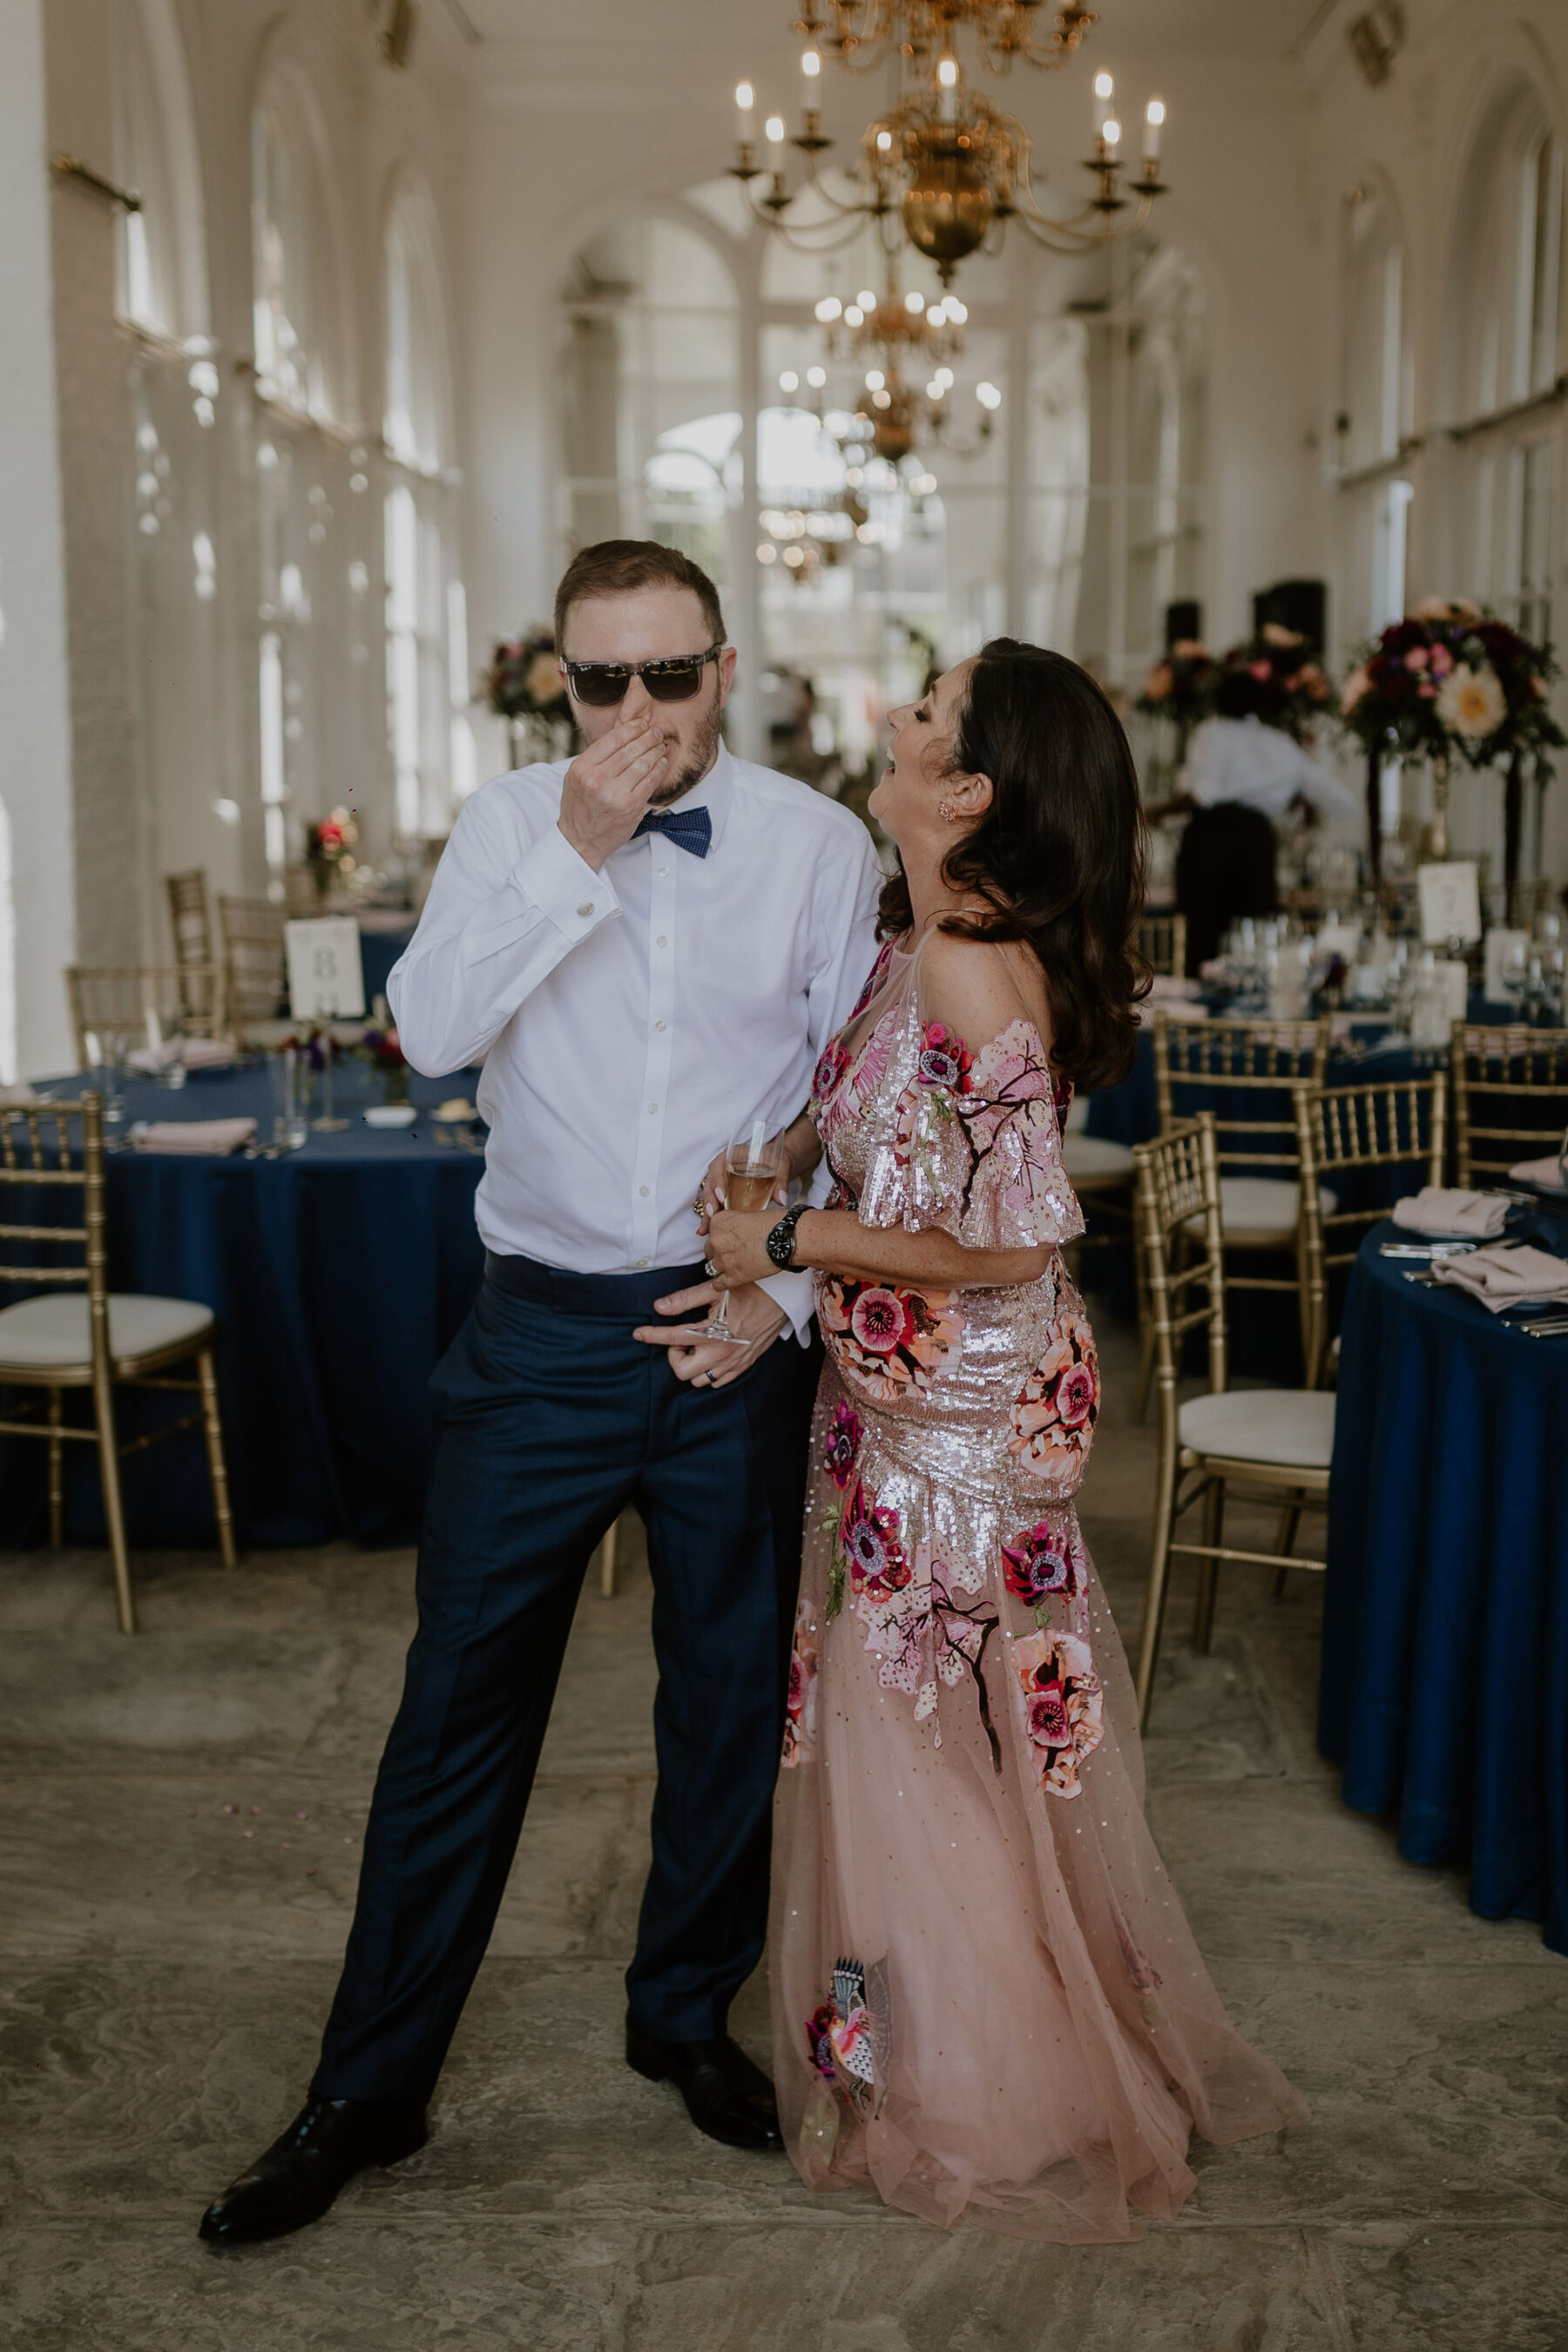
[511,824,620,943]
[757,1267,815,1345]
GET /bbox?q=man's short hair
[554,540,727,653]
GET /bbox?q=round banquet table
[0,1060,486,1553]
[1320,1217,1568,1956]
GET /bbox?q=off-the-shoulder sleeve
[856,1016,1085,1249]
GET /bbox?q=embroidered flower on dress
[841,1481,910,1601]
[820,1274,963,1402]
[916,1021,973,1092]
[1001,1517,1086,1612]
[805,2003,838,2078]
[813,1037,851,1104]
[781,1598,818,1768]
[1013,1627,1104,1798]
[821,1400,862,1490]
[1009,1306,1100,1478]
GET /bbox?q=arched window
[252,76,347,427]
[382,178,470,835]
[1335,183,1413,645]
[1443,85,1565,642]
[112,0,207,343]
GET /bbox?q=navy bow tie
[632,806,712,859]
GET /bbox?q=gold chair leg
[1134,1450,1179,1732]
[196,1348,238,1569]
[598,1515,619,1599]
[91,1366,136,1635]
[1270,1497,1303,1598]
[1192,1476,1224,1653]
[46,1387,64,1549]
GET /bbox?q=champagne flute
[696,1118,788,1346]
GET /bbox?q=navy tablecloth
[0,1060,484,1552]
[359,923,415,1009]
[1321,1220,1568,1955]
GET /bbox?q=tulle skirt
[768,1354,1308,2242]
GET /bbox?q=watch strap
[765,1201,810,1271]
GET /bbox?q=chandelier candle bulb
[1102,117,1120,150]
[766,114,786,147]
[815,295,842,321]
[937,51,959,125]
[1144,97,1164,163]
[735,81,754,139]
[858,288,877,310]
[906,289,925,312]
[801,45,821,80]
[1093,69,1113,145]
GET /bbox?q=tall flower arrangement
[482,628,573,763]
[1219,623,1335,743]
[1134,639,1218,783]
[1340,599,1564,884]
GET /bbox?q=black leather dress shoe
[625,2020,783,2152]
[198,2097,428,2247]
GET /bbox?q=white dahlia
[1436,662,1505,740]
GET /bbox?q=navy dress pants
[312,1255,821,2106]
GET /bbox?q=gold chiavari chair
[65,965,226,1071]
[1450,1024,1568,1186]
[217,895,289,1043]
[165,868,213,970]
[284,863,321,918]
[1139,911,1187,979]
[1152,1009,1332,1375]
[0,1096,236,1632]
[1294,1074,1448,1390]
[1132,1112,1335,1729]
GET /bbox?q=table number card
[285,919,365,1020]
[1417,862,1481,946]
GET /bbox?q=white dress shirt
[1186,715,1361,823]
[389,744,884,1339]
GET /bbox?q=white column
[0,0,76,1078]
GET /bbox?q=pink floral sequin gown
[770,934,1307,2240]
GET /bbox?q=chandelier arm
[741,188,878,255]
[794,147,897,222]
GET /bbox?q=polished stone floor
[3,1314,1565,2352]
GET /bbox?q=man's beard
[647,697,723,806]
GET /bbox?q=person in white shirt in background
[1145,667,1360,973]
[199,541,882,2250]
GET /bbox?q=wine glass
[696,1119,788,1347]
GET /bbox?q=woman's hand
[706,1206,780,1289]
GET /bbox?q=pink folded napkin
[130,1118,256,1155]
[1508,1155,1567,1192]
[1391,1186,1510,1240]
[1432,1243,1568,1313]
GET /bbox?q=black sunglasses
[562,645,726,708]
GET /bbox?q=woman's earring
[938,799,957,822]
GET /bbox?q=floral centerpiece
[1339,599,1564,882]
[358,1021,409,1104]
[482,628,573,765]
[1219,624,1335,743]
[305,806,359,906]
[1134,639,1218,776]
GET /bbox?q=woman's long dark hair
[877,639,1148,1090]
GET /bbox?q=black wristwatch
[765,1201,811,1271]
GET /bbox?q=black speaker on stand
[1164,600,1203,650]
[1252,578,1327,655]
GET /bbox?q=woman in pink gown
[706,640,1306,2241]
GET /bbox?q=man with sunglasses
[199,540,882,2247]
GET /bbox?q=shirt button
[635,1258,648,1269]
[647,1103,659,1114]
[639,1185,650,1198]
[576,902,594,917]
[655,1019,667,1032]
[656,935,668,948]
[659,866,672,879]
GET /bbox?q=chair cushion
[1184,1175,1337,1240]
[0,1293,214,1373]
[1179,1388,1336,1470]
[1063,1133,1136,1184]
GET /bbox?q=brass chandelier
[731,4,1169,284]
[812,272,1000,463]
